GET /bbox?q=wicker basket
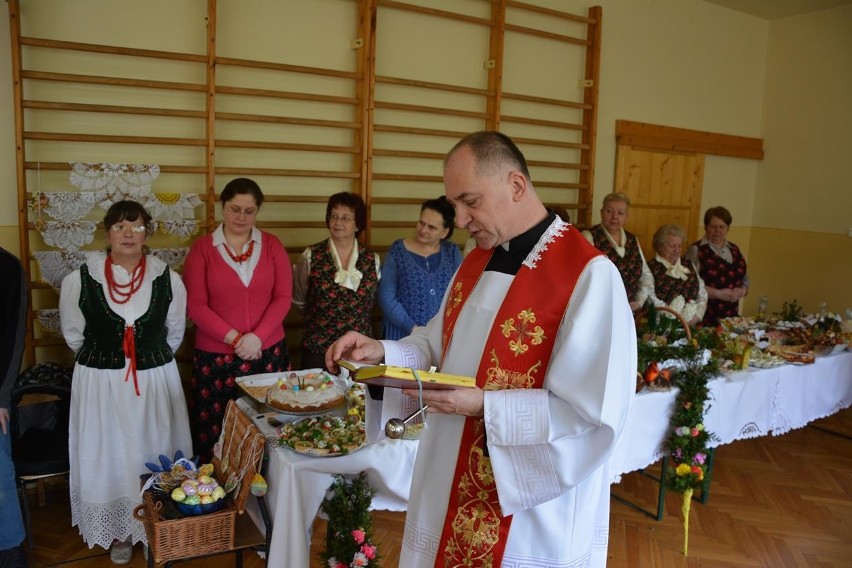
[135,491,236,563]
[636,305,693,391]
[134,401,266,564]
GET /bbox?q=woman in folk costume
[327,131,635,567]
[292,192,380,370]
[59,200,191,564]
[647,223,708,325]
[685,205,749,327]
[183,178,293,462]
[582,192,654,310]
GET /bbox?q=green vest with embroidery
[75,263,175,370]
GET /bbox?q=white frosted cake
[266,370,344,413]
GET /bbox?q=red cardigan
[183,232,292,353]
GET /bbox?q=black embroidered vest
[693,241,747,326]
[648,258,700,304]
[302,240,379,356]
[75,263,175,370]
[590,224,643,301]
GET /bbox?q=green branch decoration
[663,354,720,555]
[320,473,380,568]
[637,301,721,555]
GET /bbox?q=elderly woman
[293,192,380,370]
[647,224,707,326]
[582,192,653,310]
[59,200,191,563]
[183,178,292,461]
[379,196,462,340]
[686,206,748,327]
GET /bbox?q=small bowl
[174,498,227,517]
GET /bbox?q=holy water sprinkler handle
[384,405,429,439]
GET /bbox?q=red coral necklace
[104,254,146,304]
[225,239,255,263]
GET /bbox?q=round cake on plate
[266,370,345,413]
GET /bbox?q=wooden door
[614,144,704,259]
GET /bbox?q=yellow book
[337,360,476,390]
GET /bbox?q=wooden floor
[21,408,852,567]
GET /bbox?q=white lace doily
[39,220,97,252]
[150,247,190,271]
[36,308,62,336]
[69,162,159,194]
[34,250,87,289]
[158,219,199,241]
[144,192,202,221]
[41,191,97,222]
[95,188,148,210]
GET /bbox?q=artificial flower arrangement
[662,352,720,555]
[320,473,380,568]
[636,301,723,555]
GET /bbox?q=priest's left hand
[401,387,484,417]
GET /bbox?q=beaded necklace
[225,239,255,263]
[104,254,146,304]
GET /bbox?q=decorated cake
[266,370,345,413]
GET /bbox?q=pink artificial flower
[351,529,366,544]
[360,543,377,560]
[693,452,707,465]
[351,552,369,567]
[691,427,700,437]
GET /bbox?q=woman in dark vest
[58,200,190,564]
[685,206,749,326]
[378,196,462,340]
[582,192,654,311]
[293,192,380,370]
[647,224,707,326]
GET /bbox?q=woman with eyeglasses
[292,192,380,370]
[59,200,191,564]
[183,178,293,461]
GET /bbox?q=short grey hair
[601,192,630,208]
[652,224,686,252]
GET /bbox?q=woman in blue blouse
[379,196,462,340]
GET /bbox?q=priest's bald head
[443,131,548,251]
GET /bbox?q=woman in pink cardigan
[183,178,293,460]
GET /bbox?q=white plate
[236,369,345,415]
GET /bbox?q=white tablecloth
[242,350,852,567]
[609,350,852,481]
[237,399,418,568]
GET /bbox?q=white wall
[756,3,852,235]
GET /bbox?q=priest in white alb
[327,131,636,567]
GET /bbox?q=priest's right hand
[325,331,385,373]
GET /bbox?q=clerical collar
[485,212,556,275]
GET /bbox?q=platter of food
[748,350,786,369]
[720,316,768,334]
[237,370,346,415]
[766,345,815,365]
[275,415,366,457]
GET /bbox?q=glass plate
[278,441,367,458]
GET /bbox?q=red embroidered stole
[435,224,600,567]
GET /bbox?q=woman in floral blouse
[292,193,380,370]
[685,206,748,326]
